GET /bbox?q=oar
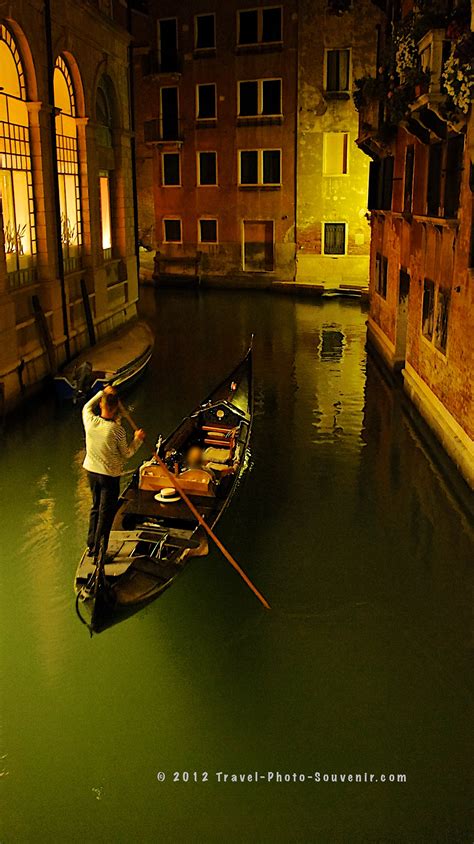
[118,401,271,610]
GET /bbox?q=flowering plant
[441,32,474,114]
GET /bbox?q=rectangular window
[196,84,216,120]
[239,149,281,186]
[403,144,415,213]
[325,49,350,92]
[195,14,215,50]
[323,132,349,175]
[163,218,182,243]
[324,222,346,255]
[158,19,179,72]
[161,87,179,140]
[238,7,282,45]
[199,218,218,243]
[435,287,450,353]
[422,278,435,339]
[381,156,394,210]
[444,135,464,218]
[240,150,259,184]
[198,151,217,185]
[162,152,180,186]
[238,79,282,117]
[426,143,442,217]
[263,149,281,184]
[99,172,112,255]
[375,252,388,297]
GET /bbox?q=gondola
[54,320,154,401]
[75,341,253,634]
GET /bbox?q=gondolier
[82,385,146,559]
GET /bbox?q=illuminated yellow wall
[296,0,379,289]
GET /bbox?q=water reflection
[0,290,472,843]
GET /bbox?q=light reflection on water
[0,290,472,843]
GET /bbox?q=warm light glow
[54,58,81,262]
[0,24,35,274]
[99,173,112,251]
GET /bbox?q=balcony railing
[143,118,184,144]
[142,51,182,77]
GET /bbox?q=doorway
[243,220,274,272]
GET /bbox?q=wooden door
[243,221,274,272]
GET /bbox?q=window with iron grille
[163,218,182,242]
[324,223,346,255]
[195,14,215,50]
[198,151,217,185]
[237,7,282,45]
[199,219,218,243]
[54,56,83,272]
[325,49,350,92]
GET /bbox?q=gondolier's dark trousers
[87,472,120,557]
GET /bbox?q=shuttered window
[326,49,350,92]
[426,143,442,217]
[434,288,450,353]
[422,278,435,339]
[444,135,464,218]
[403,144,415,213]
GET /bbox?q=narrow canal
[1,289,472,843]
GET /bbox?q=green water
[1,289,473,843]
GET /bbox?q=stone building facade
[0,0,139,413]
[133,0,379,290]
[356,0,474,488]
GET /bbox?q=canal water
[1,289,472,843]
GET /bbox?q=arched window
[54,56,82,272]
[0,23,36,284]
[96,76,115,260]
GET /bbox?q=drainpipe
[44,0,70,362]
[127,0,140,283]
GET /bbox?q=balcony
[143,119,184,146]
[408,29,451,136]
[141,51,182,78]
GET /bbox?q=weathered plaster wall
[296,0,381,288]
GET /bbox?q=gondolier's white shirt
[82,391,142,477]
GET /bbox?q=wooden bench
[153,250,202,287]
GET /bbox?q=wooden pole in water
[118,401,271,610]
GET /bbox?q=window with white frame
[239,149,281,186]
[238,79,282,117]
[198,151,217,185]
[195,14,216,50]
[323,222,346,255]
[199,218,218,243]
[325,49,351,92]
[237,6,282,46]
[323,132,349,175]
[196,84,216,120]
[163,218,182,242]
[162,152,181,186]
